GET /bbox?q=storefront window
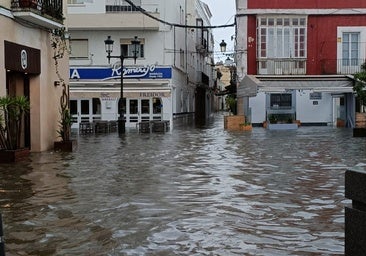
[153,98,162,114]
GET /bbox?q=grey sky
[203,0,236,62]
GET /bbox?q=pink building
[235,0,366,127]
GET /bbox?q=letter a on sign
[70,69,81,79]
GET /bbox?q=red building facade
[236,0,366,127]
[243,0,366,75]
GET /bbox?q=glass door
[140,99,150,122]
[70,99,93,128]
[126,99,152,126]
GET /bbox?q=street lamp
[104,35,140,134]
[219,40,227,53]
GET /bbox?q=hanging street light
[219,39,227,53]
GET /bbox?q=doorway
[70,98,101,128]
[6,72,30,149]
[125,98,162,126]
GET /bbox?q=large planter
[54,140,77,152]
[224,115,245,131]
[0,148,30,163]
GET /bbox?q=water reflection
[1,113,365,255]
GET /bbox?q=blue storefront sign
[70,64,172,80]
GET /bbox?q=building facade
[0,0,69,151]
[236,0,366,127]
[67,0,215,130]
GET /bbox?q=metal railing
[257,59,307,75]
[257,58,366,75]
[11,0,63,21]
[321,59,366,75]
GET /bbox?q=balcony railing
[321,59,366,75]
[11,0,63,22]
[258,58,366,75]
[257,59,307,75]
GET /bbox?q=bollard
[345,168,366,255]
[0,213,4,256]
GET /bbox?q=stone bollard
[345,168,366,255]
[0,213,4,256]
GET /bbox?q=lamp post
[104,35,140,134]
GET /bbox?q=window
[120,44,144,58]
[180,49,185,68]
[70,39,88,59]
[68,0,93,4]
[342,32,360,66]
[120,38,144,58]
[270,94,292,108]
[68,0,84,4]
[257,16,307,59]
[196,18,203,47]
[106,0,141,12]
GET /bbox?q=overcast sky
[202,0,236,62]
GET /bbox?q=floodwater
[1,113,366,256]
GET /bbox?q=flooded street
[1,113,366,255]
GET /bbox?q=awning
[238,75,354,96]
[70,86,171,99]
[237,75,261,97]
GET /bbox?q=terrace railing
[321,59,366,75]
[11,0,63,22]
[257,59,307,75]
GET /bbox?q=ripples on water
[1,113,366,255]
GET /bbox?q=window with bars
[270,94,292,108]
[257,17,307,59]
[105,0,141,12]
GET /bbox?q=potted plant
[54,107,75,152]
[52,28,77,151]
[0,95,30,162]
[239,121,253,131]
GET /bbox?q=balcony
[68,11,159,31]
[321,59,366,75]
[11,0,63,29]
[257,59,307,75]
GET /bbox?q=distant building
[0,0,69,151]
[67,0,215,129]
[236,0,366,127]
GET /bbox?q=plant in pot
[52,28,76,151]
[0,95,30,162]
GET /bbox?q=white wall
[249,92,266,124]
[296,91,333,124]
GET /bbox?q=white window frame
[120,38,145,58]
[337,27,366,74]
[257,16,307,59]
[257,16,307,75]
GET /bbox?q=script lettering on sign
[111,64,156,78]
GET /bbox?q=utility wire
[124,0,235,29]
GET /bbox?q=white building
[67,0,215,130]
